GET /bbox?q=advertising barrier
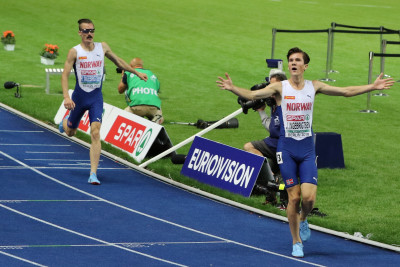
[54,90,172,162]
[181,136,265,197]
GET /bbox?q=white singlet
[280,80,315,141]
[73,42,104,93]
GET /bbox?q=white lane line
[0,166,27,169]
[25,152,74,154]
[0,250,47,267]
[0,150,325,267]
[0,166,129,170]
[0,200,102,203]
[0,130,44,133]
[0,241,229,250]
[0,144,70,146]
[48,163,90,166]
[0,204,186,267]
[25,159,95,161]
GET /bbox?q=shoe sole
[88,178,101,185]
[292,254,304,258]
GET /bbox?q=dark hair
[78,19,94,30]
[287,47,310,64]
[270,73,287,81]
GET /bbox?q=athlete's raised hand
[216,72,234,91]
[374,73,395,90]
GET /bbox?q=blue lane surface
[0,106,399,266]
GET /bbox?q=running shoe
[88,172,101,185]
[59,115,68,133]
[292,242,304,258]
[300,219,311,241]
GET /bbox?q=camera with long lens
[254,181,285,194]
[253,181,288,207]
[237,82,276,114]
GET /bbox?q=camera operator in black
[242,71,287,204]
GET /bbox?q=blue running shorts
[67,88,103,129]
[276,136,318,188]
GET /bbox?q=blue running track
[0,105,399,266]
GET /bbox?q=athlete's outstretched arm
[102,42,148,82]
[314,73,394,97]
[216,72,279,100]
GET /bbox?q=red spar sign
[104,115,146,153]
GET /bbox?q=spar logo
[287,115,305,121]
[135,128,153,157]
[105,116,146,153]
[81,70,96,75]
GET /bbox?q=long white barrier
[139,108,243,168]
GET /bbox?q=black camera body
[253,181,288,208]
[237,82,277,114]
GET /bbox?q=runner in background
[60,18,147,185]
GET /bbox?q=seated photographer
[117,57,164,124]
[240,70,287,204]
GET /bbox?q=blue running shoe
[292,242,304,258]
[59,115,68,133]
[88,172,101,185]
[300,219,311,242]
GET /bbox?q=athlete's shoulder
[66,46,78,61]
[100,42,111,53]
[311,80,325,91]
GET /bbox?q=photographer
[240,70,287,205]
[117,57,164,124]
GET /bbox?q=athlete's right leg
[287,185,303,257]
[63,118,77,137]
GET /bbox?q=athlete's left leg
[298,150,318,242]
[300,183,317,221]
[89,121,101,175]
[298,151,318,221]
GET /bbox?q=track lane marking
[0,250,47,267]
[0,203,187,267]
[0,150,325,267]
